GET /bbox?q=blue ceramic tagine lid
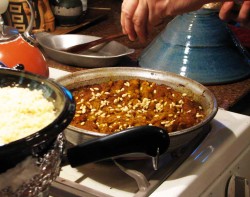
[138,3,250,85]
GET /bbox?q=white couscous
[0,86,56,145]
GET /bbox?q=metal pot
[56,67,218,152]
[0,68,169,171]
[0,0,49,77]
[0,68,75,173]
[0,68,170,196]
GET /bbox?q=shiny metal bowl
[56,67,218,152]
[0,68,75,173]
[36,33,135,68]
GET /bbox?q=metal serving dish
[56,67,218,152]
[35,33,135,68]
[0,68,75,173]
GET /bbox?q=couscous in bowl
[0,68,75,173]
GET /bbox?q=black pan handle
[66,126,170,168]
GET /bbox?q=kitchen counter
[46,0,250,115]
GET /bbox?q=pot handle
[66,126,170,168]
[22,0,36,44]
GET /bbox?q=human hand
[120,0,209,43]
[219,1,250,28]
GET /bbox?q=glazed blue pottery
[138,9,250,84]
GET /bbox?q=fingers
[237,1,250,27]
[219,2,235,21]
[121,0,236,43]
[133,0,149,43]
[147,0,165,30]
[120,0,173,43]
[219,1,250,28]
[121,0,139,41]
[121,0,152,43]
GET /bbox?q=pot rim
[56,67,218,138]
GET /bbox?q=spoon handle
[65,33,126,53]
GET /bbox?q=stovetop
[49,68,250,197]
[152,109,250,197]
[50,126,208,197]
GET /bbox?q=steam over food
[0,87,56,145]
[71,79,205,134]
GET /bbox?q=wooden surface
[46,0,250,115]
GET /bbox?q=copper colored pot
[0,0,49,77]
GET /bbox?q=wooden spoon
[63,33,126,53]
